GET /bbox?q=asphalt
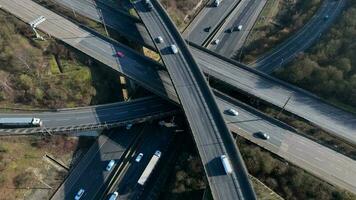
[1,0,356,193]
[207,0,267,58]
[0,97,178,134]
[48,0,356,145]
[107,122,175,199]
[25,90,356,194]
[132,0,255,199]
[182,0,241,46]
[252,0,346,73]
[54,0,155,50]
[50,126,142,200]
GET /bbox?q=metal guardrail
[0,110,178,136]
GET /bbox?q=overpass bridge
[132,0,255,199]
[0,97,177,135]
[48,0,356,145]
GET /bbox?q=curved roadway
[132,0,255,199]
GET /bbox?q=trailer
[220,155,233,174]
[0,118,43,128]
[137,150,161,186]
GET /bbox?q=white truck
[220,155,233,174]
[0,117,42,128]
[137,150,162,186]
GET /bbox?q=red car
[116,51,124,57]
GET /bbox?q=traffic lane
[218,99,284,148]
[0,97,177,128]
[1,0,177,102]
[259,1,340,73]
[65,127,141,200]
[216,94,356,193]
[183,0,241,45]
[115,123,175,198]
[135,1,255,199]
[50,126,141,200]
[251,0,331,65]
[191,45,356,144]
[254,0,341,70]
[209,0,265,57]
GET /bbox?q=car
[126,123,133,130]
[237,25,243,31]
[108,191,119,200]
[170,44,179,54]
[156,36,164,43]
[74,189,85,200]
[145,0,153,10]
[147,2,153,10]
[106,160,115,171]
[213,0,221,7]
[204,26,211,32]
[212,39,220,45]
[158,120,165,126]
[226,108,238,116]
[116,51,124,57]
[135,153,144,162]
[154,150,161,157]
[257,131,270,140]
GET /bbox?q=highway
[51,126,142,200]
[252,0,346,73]
[2,0,355,147]
[52,0,155,50]
[182,0,241,46]
[9,89,354,194]
[132,0,255,199]
[208,0,267,58]
[105,122,175,199]
[47,0,356,145]
[0,97,178,135]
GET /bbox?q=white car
[106,160,115,171]
[108,191,119,200]
[74,189,85,200]
[213,39,220,45]
[135,153,144,162]
[156,36,164,43]
[237,25,243,31]
[170,44,179,54]
[154,150,161,157]
[226,108,238,116]
[126,123,133,130]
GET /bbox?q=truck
[0,117,43,128]
[137,150,162,186]
[220,155,233,174]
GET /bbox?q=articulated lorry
[137,150,161,186]
[0,117,43,128]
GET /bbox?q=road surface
[208,0,267,58]
[132,0,255,199]
[50,126,142,200]
[252,0,346,73]
[0,97,177,135]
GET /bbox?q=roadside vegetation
[0,10,123,109]
[237,136,355,200]
[275,2,356,110]
[239,0,322,62]
[0,135,94,200]
[160,0,208,30]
